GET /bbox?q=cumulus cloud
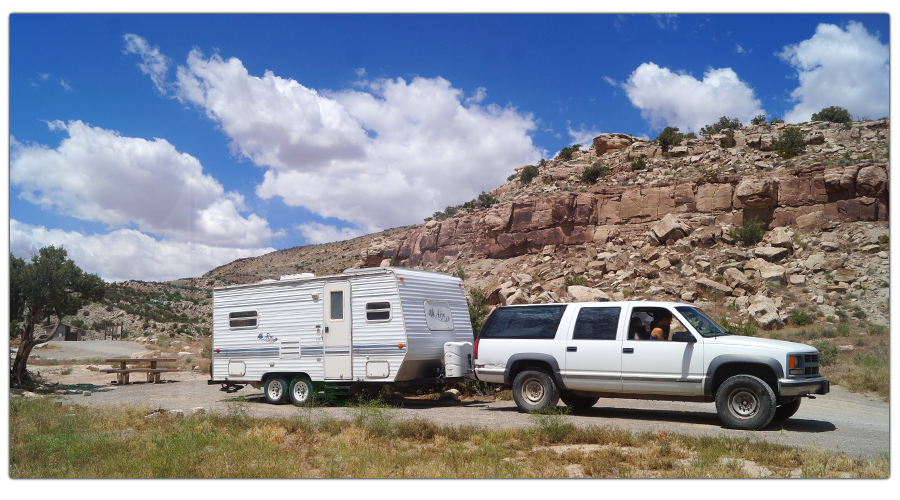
[779,21,889,123]
[156,43,543,235]
[123,33,171,94]
[10,120,277,248]
[295,222,367,245]
[567,124,602,149]
[622,62,765,133]
[10,220,274,283]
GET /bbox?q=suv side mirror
[672,331,696,343]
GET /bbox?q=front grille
[805,354,818,364]
[805,366,819,376]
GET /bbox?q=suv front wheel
[715,375,776,430]
[512,369,560,412]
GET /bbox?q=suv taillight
[474,338,480,360]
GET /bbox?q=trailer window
[573,307,621,340]
[366,302,392,322]
[330,291,344,321]
[229,311,258,329]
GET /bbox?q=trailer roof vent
[280,273,315,280]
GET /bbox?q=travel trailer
[209,267,474,404]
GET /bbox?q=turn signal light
[789,355,796,369]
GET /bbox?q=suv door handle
[567,346,577,352]
[623,348,634,354]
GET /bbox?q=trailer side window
[330,291,344,321]
[573,307,621,340]
[229,311,258,329]
[366,302,392,322]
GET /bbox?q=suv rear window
[478,305,567,339]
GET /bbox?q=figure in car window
[650,311,672,340]
[628,317,651,340]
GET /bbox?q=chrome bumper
[779,376,830,397]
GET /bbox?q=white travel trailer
[209,267,474,404]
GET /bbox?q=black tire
[264,376,289,405]
[773,398,802,421]
[715,375,777,430]
[289,378,315,405]
[512,369,560,412]
[560,391,600,410]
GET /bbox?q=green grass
[9,397,889,478]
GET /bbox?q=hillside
[49,119,889,343]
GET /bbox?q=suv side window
[478,305,567,339]
[573,307,621,340]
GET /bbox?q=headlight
[788,355,804,376]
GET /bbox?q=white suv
[472,301,829,430]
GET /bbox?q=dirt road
[44,365,889,459]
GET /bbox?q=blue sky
[7,13,891,282]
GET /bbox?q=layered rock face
[359,162,887,268]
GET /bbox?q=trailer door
[323,281,352,380]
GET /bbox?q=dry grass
[10,396,888,478]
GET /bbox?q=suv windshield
[675,306,730,337]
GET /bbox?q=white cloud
[779,21,889,123]
[602,76,617,87]
[295,222,367,245]
[59,78,72,91]
[622,62,765,133]
[38,72,50,81]
[160,45,543,235]
[10,120,277,248]
[123,34,171,94]
[355,67,366,77]
[9,220,274,283]
[567,124,602,149]
[652,14,677,30]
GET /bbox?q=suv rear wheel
[512,369,560,412]
[715,375,776,430]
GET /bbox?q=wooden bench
[104,358,190,384]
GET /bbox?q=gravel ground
[39,364,890,459]
[31,340,149,361]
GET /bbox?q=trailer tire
[715,375,776,430]
[264,376,289,405]
[289,378,315,406]
[512,368,559,412]
[560,391,599,410]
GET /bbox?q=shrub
[811,106,852,124]
[683,132,697,139]
[507,173,517,182]
[772,126,805,158]
[770,117,784,124]
[655,127,683,151]
[878,234,889,245]
[836,324,850,336]
[751,114,767,125]
[719,315,757,336]
[630,158,646,171]
[729,217,766,246]
[519,165,540,183]
[563,274,587,290]
[867,324,888,335]
[556,144,582,161]
[790,310,815,326]
[700,116,742,136]
[809,339,838,366]
[468,287,489,337]
[580,163,611,184]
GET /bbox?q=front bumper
[778,376,830,397]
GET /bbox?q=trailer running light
[398,343,404,348]
[399,277,404,281]
[215,349,220,353]
[458,283,462,286]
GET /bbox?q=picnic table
[104,357,188,384]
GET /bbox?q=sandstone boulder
[748,294,783,330]
[695,277,733,297]
[723,267,750,289]
[566,286,610,303]
[592,133,633,154]
[650,213,691,243]
[856,165,887,196]
[735,178,778,208]
[754,246,790,262]
[833,268,856,283]
[503,288,532,305]
[766,227,794,250]
[758,262,786,285]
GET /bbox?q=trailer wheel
[264,376,289,405]
[512,369,559,412]
[289,378,315,406]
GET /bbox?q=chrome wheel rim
[268,380,283,400]
[293,381,309,403]
[522,378,545,405]
[728,389,759,418]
